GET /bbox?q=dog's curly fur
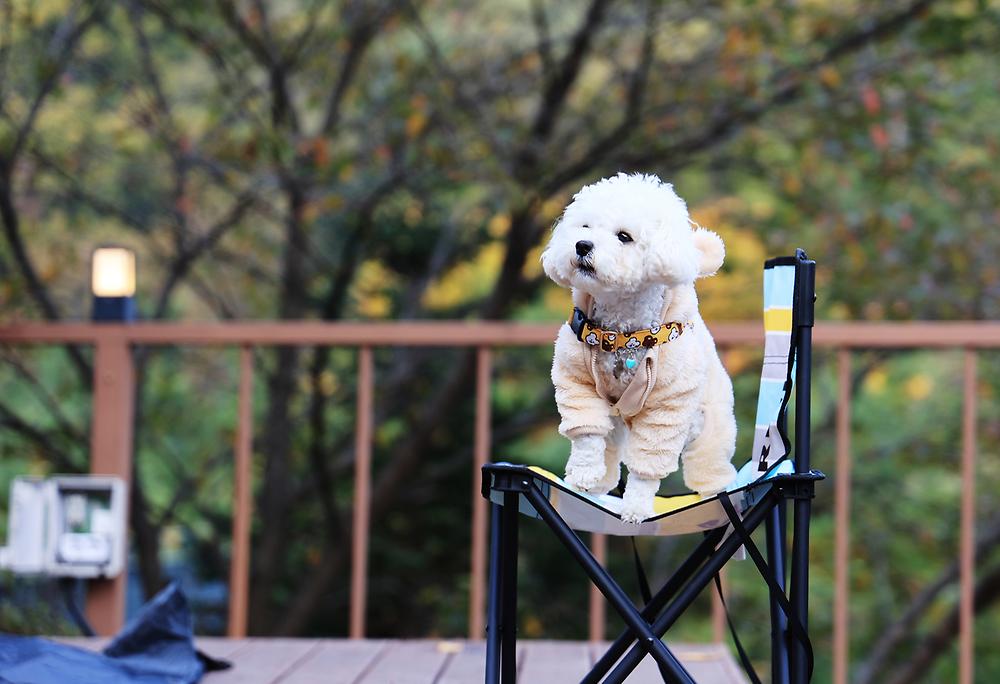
[541,173,737,523]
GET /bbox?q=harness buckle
[569,307,588,341]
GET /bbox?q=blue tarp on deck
[0,583,228,684]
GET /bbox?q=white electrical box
[0,478,47,573]
[0,475,126,579]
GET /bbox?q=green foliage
[1,1,999,682]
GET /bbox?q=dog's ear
[692,228,725,277]
[540,218,573,288]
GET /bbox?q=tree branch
[0,172,92,385]
[137,0,272,134]
[882,560,1000,684]
[0,400,79,472]
[515,0,613,180]
[857,512,1000,684]
[530,0,554,82]
[31,145,149,232]
[0,350,87,444]
[150,188,259,319]
[529,0,612,142]
[619,0,939,170]
[215,0,300,132]
[319,3,389,136]
[303,172,401,541]
[6,1,102,163]
[0,3,102,386]
[538,0,658,195]
[0,0,13,106]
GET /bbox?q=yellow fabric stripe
[529,466,561,481]
[764,308,792,332]
[652,493,701,514]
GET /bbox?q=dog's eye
[617,231,633,243]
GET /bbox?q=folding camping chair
[482,250,823,683]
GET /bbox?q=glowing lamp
[91,246,137,322]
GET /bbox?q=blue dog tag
[624,358,638,370]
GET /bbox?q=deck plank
[353,641,450,684]
[673,644,750,684]
[588,642,750,684]
[41,637,747,682]
[588,643,664,684]
[518,640,592,683]
[53,636,247,661]
[205,638,320,684]
[273,640,386,684]
[196,637,256,661]
[434,640,486,684]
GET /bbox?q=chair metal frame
[482,251,822,683]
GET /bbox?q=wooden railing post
[350,346,374,639]
[589,533,607,642]
[469,347,492,639]
[86,328,135,635]
[833,349,852,684]
[711,567,726,642]
[959,350,977,684]
[227,345,254,637]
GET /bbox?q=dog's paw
[581,462,622,496]
[619,498,654,524]
[620,476,659,524]
[565,462,606,492]
[565,435,607,492]
[619,507,648,525]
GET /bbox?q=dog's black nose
[575,240,593,257]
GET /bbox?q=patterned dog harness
[568,307,691,352]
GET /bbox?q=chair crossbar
[584,526,728,683]
[524,484,696,684]
[718,491,815,683]
[601,488,785,683]
[766,503,790,683]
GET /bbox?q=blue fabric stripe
[754,378,785,426]
[763,264,796,309]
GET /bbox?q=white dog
[541,173,737,523]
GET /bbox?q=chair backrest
[732,256,800,488]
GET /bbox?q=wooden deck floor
[63,637,747,683]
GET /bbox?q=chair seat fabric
[487,461,793,536]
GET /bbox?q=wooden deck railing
[2,320,999,684]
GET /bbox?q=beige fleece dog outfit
[552,285,737,496]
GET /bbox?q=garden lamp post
[91,246,137,322]
[87,244,137,634]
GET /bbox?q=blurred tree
[1,1,999,681]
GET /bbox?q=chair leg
[767,502,790,684]
[790,496,812,683]
[486,503,503,684]
[500,492,519,682]
[791,252,815,683]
